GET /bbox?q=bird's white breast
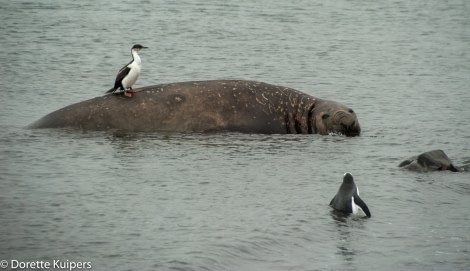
[351,196,367,217]
[351,197,359,214]
[121,52,142,89]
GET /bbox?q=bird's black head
[343,172,354,184]
[132,44,148,51]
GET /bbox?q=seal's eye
[322,114,330,120]
[348,109,354,114]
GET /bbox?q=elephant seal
[330,173,371,218]
[29,80,361,135]
[399,150,461,172]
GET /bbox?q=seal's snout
[341,121,355,129]
[346,122,360,136]
[339,117,360,136]
[318,109,361,136]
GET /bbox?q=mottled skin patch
[29,80,361,135]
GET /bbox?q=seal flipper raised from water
[330,173,371,218]
[399,149,461,172]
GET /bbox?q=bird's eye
[349,109,354,114]
[322,114,330,120]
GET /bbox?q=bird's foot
[124,91,133,98]
[127,88,142,93]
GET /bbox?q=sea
[1,0,469,270]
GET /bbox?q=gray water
[1,0,470,270]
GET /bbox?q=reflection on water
[331,210,370,270]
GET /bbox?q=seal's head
[312,100,360,136]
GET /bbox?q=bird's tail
[106,87,117,93]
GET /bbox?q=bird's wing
[353,195,371,218]
[114,60,133,84]
[329,196,336,206]
[106,60,133,93]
